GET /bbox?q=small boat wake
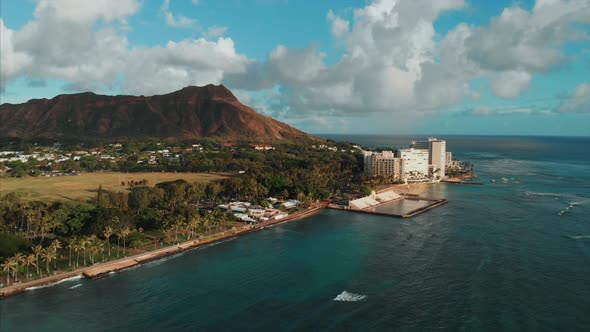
[333,291,367,302]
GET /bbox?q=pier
[327,196,448,218]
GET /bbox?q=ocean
[1,135,589,331]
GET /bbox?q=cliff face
[0,84,318,143]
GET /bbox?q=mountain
[0,84,319,143]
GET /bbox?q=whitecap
[333,291,367,302]
[26,275,83,291]
[569,235,590,240]
[69,284,82,289]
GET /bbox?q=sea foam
[333,291,367,302]
[26,275,83,291]
[568,235,590,240]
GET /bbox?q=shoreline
[0,206,323,299]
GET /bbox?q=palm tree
[12,252,25,282]
[1,260,15,286]
[88,242,98,264]
[103,226,114,257]
[120,227,130,256]
[173,219,182,243]
[97,244,105,264]
[81,238,89,266]
[187,216,200,240]
[115,229,122,257]
[84,235,97,266]
[50,239,62,269]
[67,237,76,267]
[41,248,55,275]
[25,254,37,279]
[73,240,82,268]
[32,245,43,275]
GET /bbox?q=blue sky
[1,0,589,136]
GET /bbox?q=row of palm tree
[1,213,232,287]
[173,211,231,243]
[1,239,62,286]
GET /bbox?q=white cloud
[35,0,140,23]
[225,0,590,122]
[327,10,349,38]
[559,83,590,113]
[203,26,228,38]
[0,0,249,95]
[464,105,550,116]
[489,70,533,99]
[0,19,32,89]
[125,37,250,95]
[161,0,196,28]
[465,0,590,101]
[226,0,468,115]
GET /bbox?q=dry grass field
[0,172,227,202]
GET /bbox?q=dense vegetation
[0,140,369,287]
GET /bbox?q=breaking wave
[333,291,367,302]
[26,275,83,291]
[568,235,590,240]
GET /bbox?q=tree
[103,225,114,256]
[85,235,98,265]
[25,253,37,279]
[187,215,200,240]
[32,245,43,275]
[67,238,76,267]
[12,252,24,282]
[88,241,99,264]
[1,259,15,286]
[41,248,55,275]
[118,227,130,256]
[50,239,62,269]
[115,229,122,257]
[73,240,83,267]
[81,237,89,266]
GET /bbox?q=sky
[1,0,589,136]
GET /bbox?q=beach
[376,182,431,196]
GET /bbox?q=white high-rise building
[409,137,447,179]
[428,138,446,178]
[397,148,429,180]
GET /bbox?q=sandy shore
[0,206,323,299]
[376,182,432,196]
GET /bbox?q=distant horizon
[315,133,590,138]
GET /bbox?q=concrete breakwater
[328,185,447,219]
[328,196,447,218]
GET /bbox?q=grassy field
[0,172,227,202]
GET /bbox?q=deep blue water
[1,135,590,331]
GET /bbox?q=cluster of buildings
[363,138,454,182]
[217,199,299,223]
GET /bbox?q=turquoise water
[1,136,590,331]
